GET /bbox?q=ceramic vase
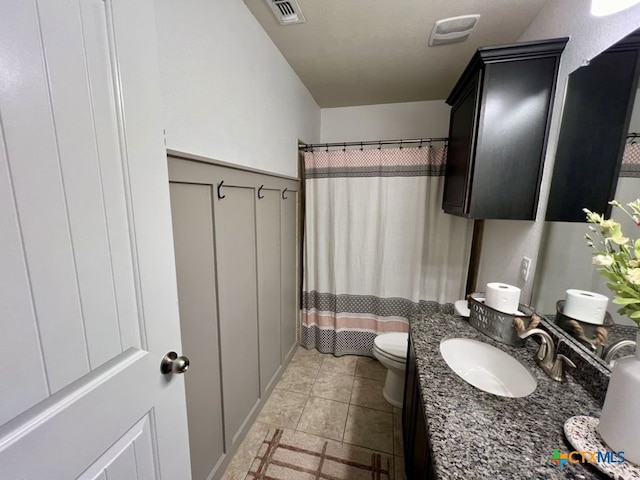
[598,330,640,466]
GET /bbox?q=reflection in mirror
[533,36,640,369]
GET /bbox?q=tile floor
[221,346,405,480]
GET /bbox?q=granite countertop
[410,310,610,480]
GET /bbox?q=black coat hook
[258,185,264,199]
[217,181,225,199]
[282,188,288,200]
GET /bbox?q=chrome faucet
[518,328,555,367]
[602,339,636,366]
[517,329,576,382]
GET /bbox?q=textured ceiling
[243,0,550,107]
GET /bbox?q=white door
[0,0,191,479]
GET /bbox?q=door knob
[161,351,190,374]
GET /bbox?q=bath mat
[245,428,391,480]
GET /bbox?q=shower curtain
[621,141,640,177]
[301,145,473,356]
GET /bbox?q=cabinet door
[411,396,434,480]
[546,48,640,221]
[443,73,480,216]
[471,57,558,219]
[402,340,417,459]
[403,339,435,480]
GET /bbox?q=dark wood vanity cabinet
[443,38,568,219]
[402,338,436,480]
[545,32,640,222]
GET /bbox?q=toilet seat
[373,332,408,362]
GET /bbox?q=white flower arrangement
[584,200,640,326]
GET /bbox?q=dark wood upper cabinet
[443,38,568,219]
[545,32,640,222]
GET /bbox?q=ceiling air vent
[429,15,480,46]
[265,0,306,25]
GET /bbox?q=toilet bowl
[372,332,409,408]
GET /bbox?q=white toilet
[372,332,409,408]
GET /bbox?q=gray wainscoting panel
[256,189,283,396]
[168,155,300,480]
[281,190,299,362]
[213,185,261,447]
[169,183,225,480]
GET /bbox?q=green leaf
[606,283,619,294]
[612,297,640,305]
[597,270,619,282]
[618,284,640,297]
[629,311,640,319]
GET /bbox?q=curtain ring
[360,141,363,151]
[399,140,403,150]
[343,142,346,152]
[418,139,423,149]
[378,141,382,150]
[325,144,329,152]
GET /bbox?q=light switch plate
[521,257,532,282]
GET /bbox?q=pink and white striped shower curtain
[621,142,640,177]
[301,145,473,356]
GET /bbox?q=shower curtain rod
[298,137,448,150]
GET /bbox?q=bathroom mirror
[532,34,640,370]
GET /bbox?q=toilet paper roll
[564,289,609,325]
[485,283,521,314]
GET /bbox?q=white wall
[320,100,450,143]
[629,89,640,131]
[154,0,321,178]
[476,3,640,303]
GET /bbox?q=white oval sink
[440,338,537,398]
